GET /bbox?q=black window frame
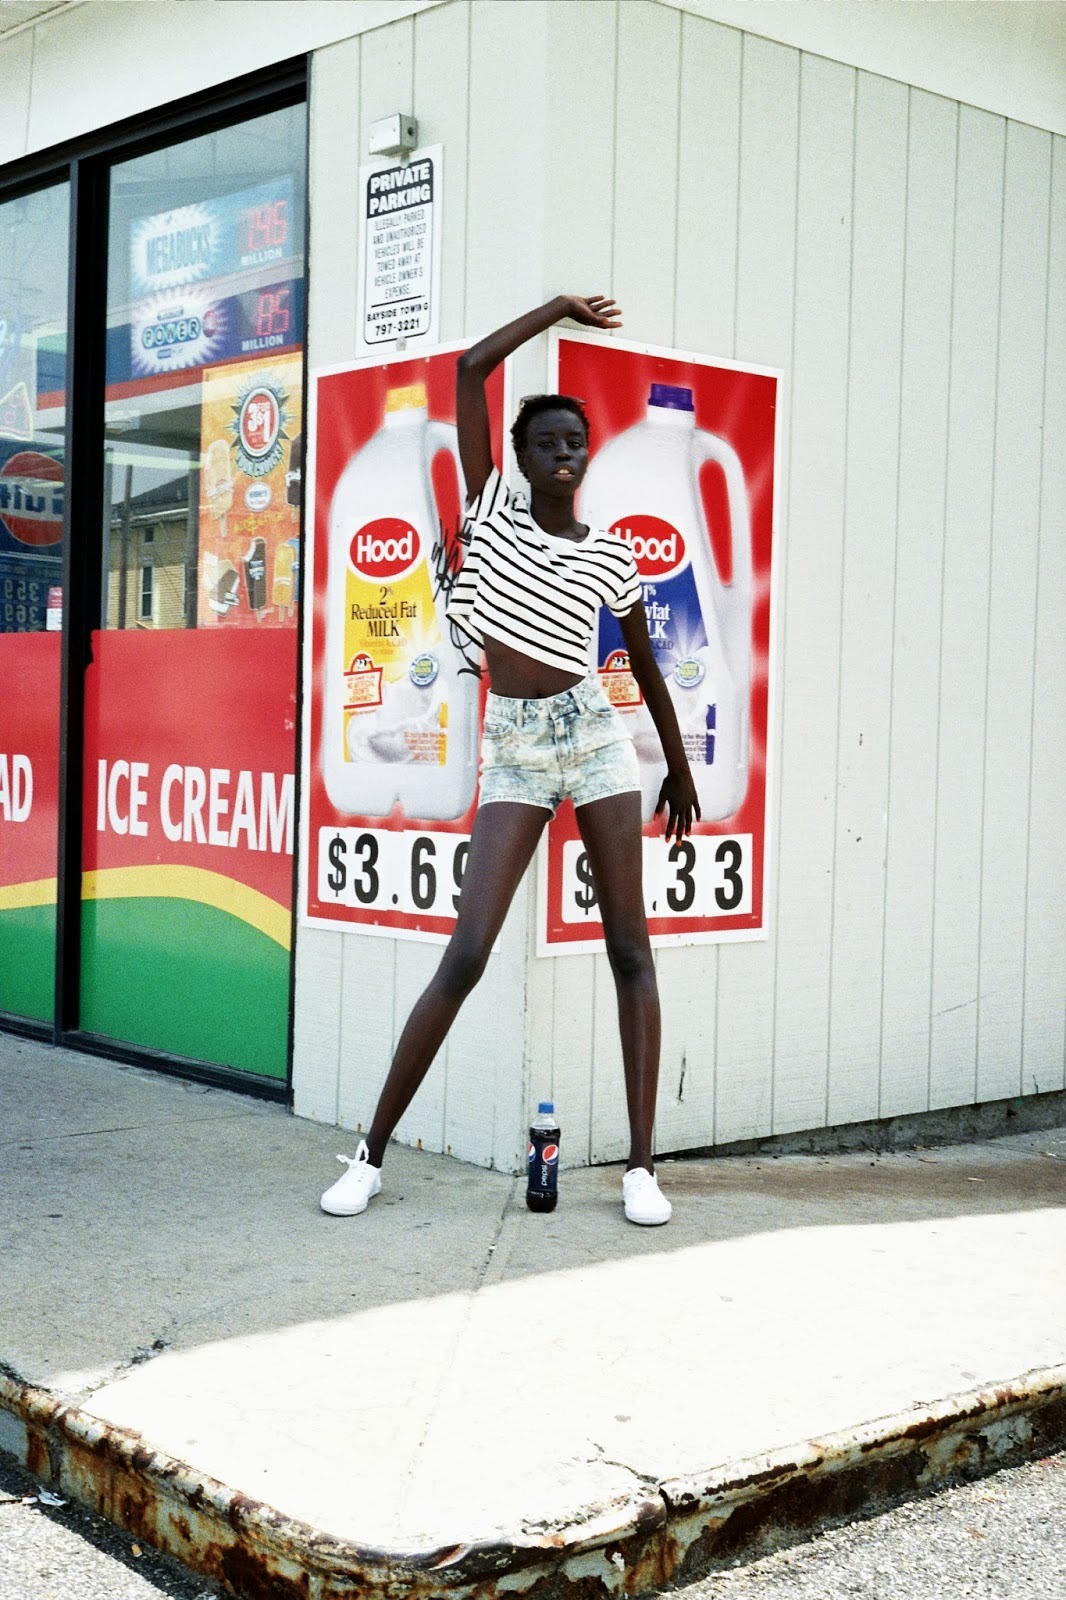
[0,55,310,1105]
[138,562,153,622]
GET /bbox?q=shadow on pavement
[2,1034,1063,1396]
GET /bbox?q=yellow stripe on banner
[81,866,291,951]
[0,877,57,912]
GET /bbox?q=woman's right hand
[563,294,622,330]
[457,295,621,500]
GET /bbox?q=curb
[2,1362,1064,1598]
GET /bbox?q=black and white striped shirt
[446,468,641,675]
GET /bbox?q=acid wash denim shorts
[478,672,641,815]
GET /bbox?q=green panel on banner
[0,905,56,1023]
[79,898,288,1079]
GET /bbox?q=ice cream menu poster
[197,353,302,629]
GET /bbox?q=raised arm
[455,294,621,503]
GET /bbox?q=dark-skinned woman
[320,295,699,1226]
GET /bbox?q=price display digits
[320,827,470,920]
[562,834,752,925]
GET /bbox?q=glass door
[78,103,306,1079]
[0,181,69,1022]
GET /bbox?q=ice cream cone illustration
[272,536,299,621]
[285,432,302,526]
[202,551,240,615]
[242,536,269,620]
[203,437,234,537]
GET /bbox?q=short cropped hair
[511,394,590,458]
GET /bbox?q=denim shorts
[478,673,641,815]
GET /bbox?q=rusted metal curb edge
[1,1362,1064,1599]
[656,1364,1066,1587]
[0,1363,661,1598]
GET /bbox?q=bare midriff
[481,632,584,699]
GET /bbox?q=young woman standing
[321,295,699,1225]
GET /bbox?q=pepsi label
[526,1125,560,1212]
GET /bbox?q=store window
[0,181,69,1023]
[79,101,306,1079]
[139,562,153,622]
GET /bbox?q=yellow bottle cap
[385,383,428,413]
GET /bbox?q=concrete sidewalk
[1,1035,1064,1598]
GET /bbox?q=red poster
[79,628,297,1077]
[0,632,60,1021]
[541,333,780,952]
[303,349,505,940]
[82,629,296,913]
[0,633,60,887]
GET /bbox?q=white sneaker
[622,1166,672,1226]
[320,1141,382,1216]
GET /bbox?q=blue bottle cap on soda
[649,383,695,411]
[538,1101,554,1114]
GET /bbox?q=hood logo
[610,514,686,580]
[350,517,421,580]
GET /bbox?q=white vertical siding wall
[292,0,1065,1170]
[1025,143,1066,1099]
[294,1,544,1174]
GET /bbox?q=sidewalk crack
[394,1177,520,1528]
[588,1440,660,1490]
[76,1331,173,1402]
[473,1177,517,1290]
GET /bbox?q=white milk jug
[580,383,753,822]
[324,383,479,821]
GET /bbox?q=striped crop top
[445,467,641,675]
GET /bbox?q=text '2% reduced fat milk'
[580,384,753,823]
[324,383,479,821]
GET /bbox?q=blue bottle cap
[649,383,695,411]
[537,1101,555,1115]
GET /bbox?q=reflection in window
[103,103,306,630]
[0,184,68,634]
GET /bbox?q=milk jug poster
[303,348,505,940]
[540,333,780,953]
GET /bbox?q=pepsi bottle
[527,1101,560,1212]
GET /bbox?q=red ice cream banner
[82,629,298,942]
[302,347,506,940]
[0,632,61,890]
[540,332,781,953]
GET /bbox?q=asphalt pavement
[0,1450,217,1600]
[669,1450,1066,1599]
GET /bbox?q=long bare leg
[364,802,548,1165]
[575,790,659,1172]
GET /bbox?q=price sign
[317,826,470,921]
[238,199,289,256]
[560,835,752,925]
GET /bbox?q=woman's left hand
[563,294,622,330]
[655,767,701,842]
